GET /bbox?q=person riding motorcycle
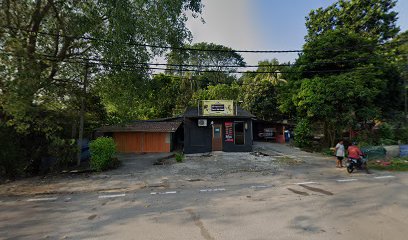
[347,142,363,163]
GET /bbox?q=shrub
[397,126,408,144]
[294,119,312,148]
[379,138,397,145]
[175,152,184,163]
[352,129,374,146]
[0,123,25,179]
[48,137,77,171]
[378,122,394,141]
[89,137,117,171]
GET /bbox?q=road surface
[1,143,407,240]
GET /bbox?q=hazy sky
[186,0,408,65]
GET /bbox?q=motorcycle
[346,154,369,173]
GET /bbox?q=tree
[240,59,288,121]
[0,0,203,121]
[253,60,287,86]
[292,72,382,146]
[288,30,391,146]
[391,31,408,121]
[0,0,203,175]
[284,0,402,147]
[305,0,399,43]
[191,83,241,104]
[166,42,245,88]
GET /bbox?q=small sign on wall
[225,122,234,142]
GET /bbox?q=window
[234,122,245,145]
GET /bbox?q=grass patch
[323,148,335,156]
[175,152,184,163]
[368,157,408,171]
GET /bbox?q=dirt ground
[0,142,366,196]
[0,143,292,196]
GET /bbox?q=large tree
[282,0,403,147]
[0,0,203,175]
[166,42,245,88]
[0,0,203,122]
[305,0,399,43]
[241,59,288,121]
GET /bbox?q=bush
[378,122,394,141]
[0,123,25,179]
[294,119,312,148]
[397,126,408,144]
[89,137,117,171]
[323,148,334,156]
[48,137,77,171]
[175,152,184,162]
[379,138,397,145]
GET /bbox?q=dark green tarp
[361,146,386,160]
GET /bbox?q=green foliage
[289,12,401,146]
[378,123,395,140]
[379,138,397,145]
[305,0,399,42]
[166,42,245,87]
[351,129,375,147]
[253,60,287,86]
[175,152,184,163]
[191,83,241,104]
[294,119,313,148]
[397,126,408,144]
[292,70,382,146]
[0,0,202,177]
[0,123,25,179]
[240,59,288,121]
[368,157,408,171]
[323,148,335,156]
[89,137,117,172]
[47,137,77,170]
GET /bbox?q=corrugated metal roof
[98,121,182,133]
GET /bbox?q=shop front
[183,100,254,154]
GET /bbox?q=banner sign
[225,122,234,142]
[202,100,234,116]
[211,104,225,112]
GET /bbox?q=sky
[185,0,408,65]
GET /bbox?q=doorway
[212,124,222,151]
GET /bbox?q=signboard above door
[201,100,234,116]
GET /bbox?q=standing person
[335,140,345,168]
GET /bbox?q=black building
[183,101,255,154]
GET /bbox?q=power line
[1,52,393,75]
[1,25,406,54]
[67,54,403,68]
[1,48,404,71]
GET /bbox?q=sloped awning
[98,121,182,133]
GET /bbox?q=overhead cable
[1,25,406,54]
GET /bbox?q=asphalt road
[1,144,407,240]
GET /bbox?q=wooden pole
[77,62,89,166]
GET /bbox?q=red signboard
[225,122,234,142]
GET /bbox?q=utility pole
[77,62,89,166]
[405,77,407,123]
